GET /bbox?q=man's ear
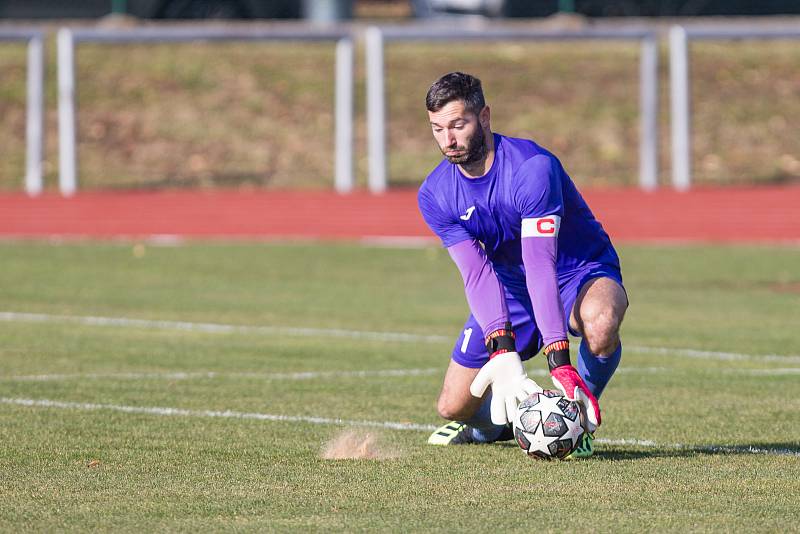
[479,106,491,129]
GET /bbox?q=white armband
[521,215,561,238]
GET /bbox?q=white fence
[0,28,45,196]
[5,23,800,195]
[365,25,660,193]
[669,25,800,190]
[56,26,355,196]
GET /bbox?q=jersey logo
[459,206,476,221]
[521,215,561,237]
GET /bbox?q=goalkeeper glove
[469,324,543,425]
[546,341,601,432]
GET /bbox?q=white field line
[0,368,442,382]
[3,366,799,383]
[2,310,800,364]
[2,396,798,457]
[626,344,800,364]
[0,397,436,432]
[725,367,800,375]
[0,311,451,344]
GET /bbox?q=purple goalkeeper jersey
[418,133,620,312]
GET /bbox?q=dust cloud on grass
[321,429,402,460]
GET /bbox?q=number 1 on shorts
[460,328,473,353]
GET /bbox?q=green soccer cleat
[565,432,594,459]
[427,421,476,445]
[427,422,514,445]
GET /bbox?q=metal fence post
[365,27,387,194]
[25,35,44,196]
[2,29,45,195]
[57,28,77,197]
[669,26,691,191]
[335,36,354,194]
[639,35,659,190]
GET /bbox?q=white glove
[470,352,543,425]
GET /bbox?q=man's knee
[575,277,628,356]
[437,392,480,421]
[581,301,626,356]
[582,314,620,356]
[436,359,484,421]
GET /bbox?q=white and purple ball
[513,389,586,460]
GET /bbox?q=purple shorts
[451,263,624,368]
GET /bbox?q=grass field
[1,241,799,531]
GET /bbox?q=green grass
[1,241,799,531]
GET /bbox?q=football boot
[427,422,515,445]
[427,422,476,445]
[564,431,594,459]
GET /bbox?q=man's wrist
[544,340,571,371]
[485,322,516,359]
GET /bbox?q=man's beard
[442,127,487,165]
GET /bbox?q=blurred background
[0,0,798,192]
[2,0,800,19]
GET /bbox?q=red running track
[1,186,798,243]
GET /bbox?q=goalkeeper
[419,72,628,458]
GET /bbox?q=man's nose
[446,130,456,146]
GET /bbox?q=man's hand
[550,364,601,432]
[470,352,543,425]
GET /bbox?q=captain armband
[485,322,516,359]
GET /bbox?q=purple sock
[577,339,622,399]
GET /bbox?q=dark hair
[425,72,485,114]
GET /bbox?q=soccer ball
[513,390,586,460]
